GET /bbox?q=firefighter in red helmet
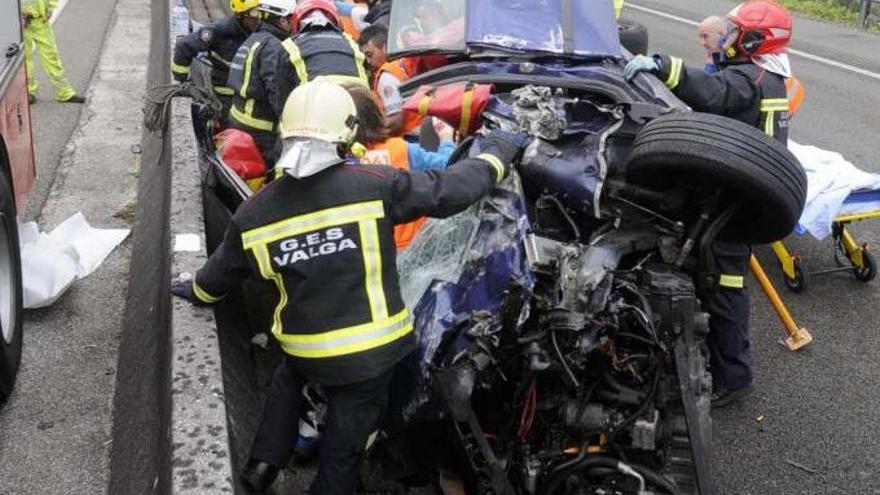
[625,1,794,408]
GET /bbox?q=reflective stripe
[759,98,789,112]
[210,51,232,67]
[763,110,775,137]
[358,219,387,320]
[213,86,235,96]
[719,274,745,289]
[251,244,289,337]
[242,200,385,249]
[476,153,505,183]
[171,61,190,75]
[230,101,275,131]
[240,41,261,98]
[278,309,412,358]
[342,33,369,84]
[192,279,224,303]
[281,38,310,83]
[417,94,431,116]
[315,74,369,87]
[664,56,683,90]
[459,86,474,135]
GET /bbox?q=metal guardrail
[859,0,878,28]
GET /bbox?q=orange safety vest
[340,15,360,40]
[785,76,805,117]
[363,138,427,250]
[373,60,423,136]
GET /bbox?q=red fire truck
[0,0,37,403]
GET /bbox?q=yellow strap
[476,153,505,183]
[278,309,413,358]
[417,94,432,117]
[213,86,235,96]
[719,274,745,289]
[664,56,683,90]
[170,61,190,74]
[240,41,261,98]
[242,200,385,248]
[192,279,224,303]
[759,98,789,112]
[343,33,369,84]
[230,101,275,131]
[281,38,310,84]
[459,86,474,136]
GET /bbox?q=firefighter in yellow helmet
[20,0,84,104]
[172,79,530,492]
[171,0,262,114]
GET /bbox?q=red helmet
[726,1,792,56]
[292,0,340,34]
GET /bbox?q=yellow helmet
[229,0,259,14]
[279,79,358,144]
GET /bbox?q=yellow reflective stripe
[230,102,275,131]
[282,38,310,83]
[343,33,369,84]
[459,87,474,135]
[240,41,261,98]
[476,153,505,183]
[664,56,683,90]
[210,51,232,67]
[251,244,289,337]
[418,94,431,116]
[719,274,745,289]
[192,279,224,303]
[759,98,789,112]
[316,74,369,87]
[213,86,235,95]
[242,200,385,249]
[764,110,775,137]
[171,61,190,74]
[358,219,387,320]
[278,310,412,358]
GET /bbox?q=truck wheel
[0,170,23,404]
[625,112,807,245]
[619,19,649,55]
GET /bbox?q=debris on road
[785,459,821,475]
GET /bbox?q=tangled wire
[142,81,222,135]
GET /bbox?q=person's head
[276,80,360,178]
[359,25,389,71]
[292,0,341,35]
[343,83,389,145]
[725,1,792,58]
[257,0,297,32]
[698,15,726,53]
[230,0,262,31]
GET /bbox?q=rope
[142,81,222,135]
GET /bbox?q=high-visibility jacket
[273,28,368,116]
[373,60,423,136]
[363,138,427,250]
[171,15,249,97]
[226,23,287,140]
[20,0,56,20]
[192,156,505,385]
[656,56,789,144]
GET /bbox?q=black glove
[171,279,210,307]
[477,130,531,180]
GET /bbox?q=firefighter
[271,0,369,117]
[226,0,297,168]
[170,0,262,114]
[171,79,529,493]
[624,0,793,408]
[20,0,84,104]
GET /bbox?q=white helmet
[276,79,359,178]
[257,0,298,18]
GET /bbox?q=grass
[775,0,880,30]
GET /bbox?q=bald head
[698,15,726,52]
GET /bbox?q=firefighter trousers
[702,241,753,391]
[23,18,77,101]
[250,357,393,494]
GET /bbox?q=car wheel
[625,112,807,245]
[618,18,649,55]
[0,170,23,404]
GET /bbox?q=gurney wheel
[783,261,806,292]
[853,250,876,282]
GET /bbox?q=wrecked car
[188,1,806,493]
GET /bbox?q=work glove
[624,54,661,81]
[171,278,211,307]
[477,130,531,181]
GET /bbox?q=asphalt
[624,1,880,493]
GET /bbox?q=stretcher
[773,188,880,292]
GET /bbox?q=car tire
[0,169,23,404]
[625,112,807,245]
[619,18,649,55]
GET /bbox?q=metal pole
[859,0,871,29]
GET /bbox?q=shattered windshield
[388,0,467,56]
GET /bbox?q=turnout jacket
[656,56,789,144]
[171,15,250,95]
[227,22,289,135]
[192,158,503,385]
[272,27,368,115]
